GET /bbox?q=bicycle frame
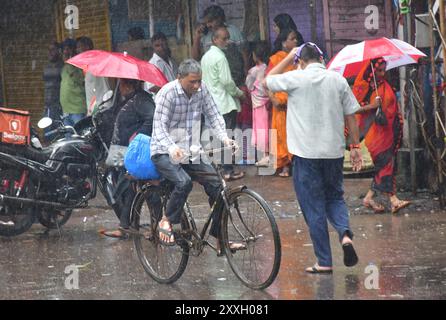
[131,146,281,289]
[132,147,254,256]
[178,161,251,256]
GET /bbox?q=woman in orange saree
[352,58,411,213]
[267,28,298,177]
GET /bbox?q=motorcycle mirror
[38,117,53,129]
[102,90,113,102]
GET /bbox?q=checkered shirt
[150,80,228,156]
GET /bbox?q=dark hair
[274,14,297,32]
[363,57,387,81]
[272,28,296,54]
[61,38,76,50]
[50,41,61,49]
[273,14,304,48]
[120,78,142,89]
[76,36,94,50]
[128,27,145,40]
[203,5,225,22]
[253,41,270,64]
[151,32,167,43]
[299,44,322,62]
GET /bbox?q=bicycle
[128,147,281,290]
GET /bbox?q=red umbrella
[67,50,168,88]
[327,37,426,78]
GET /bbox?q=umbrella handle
[370,62,380,98]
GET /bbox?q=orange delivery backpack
[0,107,31,145]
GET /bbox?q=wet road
[0,175,445,300]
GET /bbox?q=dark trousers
[292,156,354,267]
[110,168,136,229]
[222,110,238,174]
[109,168,162,229]
[152,154,223,238]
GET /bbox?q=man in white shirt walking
[265,43,363,273]
[201,27,245,181]
[145,32,178,93]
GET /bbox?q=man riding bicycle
[150,59,244,252]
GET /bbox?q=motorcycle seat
[0,143,52,163]
[24,146,53,163]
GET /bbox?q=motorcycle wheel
[0,168,36,237]
[37,209,72,229]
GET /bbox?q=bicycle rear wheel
[221,188,281,290]
[131,187,189,284]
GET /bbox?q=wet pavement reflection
[0,176,445,299]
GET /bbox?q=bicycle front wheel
[221,188,281,290]
[131,188,189,284]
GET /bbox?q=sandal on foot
[391,200,411,214]
[101,229,129,239]
[342,243,359,267]
[305,264,333,274]
[224,171,245,181]
[158,220,175,246]
[217,241,247,257]
[278,167,290,177]
[363,199,385,213]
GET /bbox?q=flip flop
[391,200,411,214]
[342,243,359,267]
[224,171,245,181]
[363,199,385,213]
[278,167,290,177]
[158,221,175,246]
[305,265,333,274]
[217,241,247,257]
[100,229,129,240]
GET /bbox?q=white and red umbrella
[327,37,426,78]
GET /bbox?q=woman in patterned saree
[352,58,411,214]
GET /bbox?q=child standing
[246,41,271,167]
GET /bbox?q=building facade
[0,0,396,123]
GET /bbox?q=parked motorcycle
[0,91,118,237]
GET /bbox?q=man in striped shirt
[151,59,240,250]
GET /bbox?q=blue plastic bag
[124,134,161,180]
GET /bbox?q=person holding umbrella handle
[352,58,411,214]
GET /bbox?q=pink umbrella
[327,37,426,78]
[67,50,168,88]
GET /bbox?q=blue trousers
[292,156,354,267]
[63,113,86,127]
